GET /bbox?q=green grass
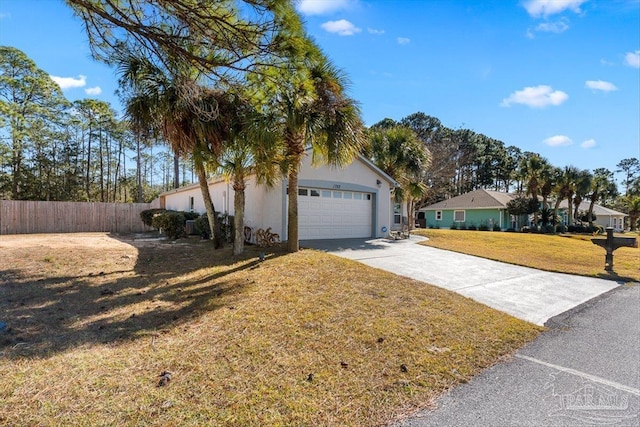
[413,229,639,282]
[0,233,542,426]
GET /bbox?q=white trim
[436,210,443,221]
[454,210,465,222]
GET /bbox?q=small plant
[555,224,567,233]
[140,208,166,227]
[467,223,477,231]
[450,223,458,230]
[152,211,186,239]
[478,223,489,231]
[194,214,210,238]
[493,224,501,231]
[459,222,467,230]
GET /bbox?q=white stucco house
[158,151,399,241]
[557,200,627,231]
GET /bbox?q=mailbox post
[591,227,638,272]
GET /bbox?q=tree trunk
[233,172,245,256]
[136,135,143,202]
[173,153,180,189]
[553,197,563,227]
[285,132,305,253]
[287,165,300,252]
[195,156,223,248]
[587,195,597,228]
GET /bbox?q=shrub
[555,224,567,233]
[459,223,467,230]
[493,224,502,231]
[140,208,166,227]
[520,226,531,233]
[506,228,516,232]
[194,212,235,242]
[195,214,210,238]
[152,211,186,239]
[541,224,555,234]
[183,211,200,221]
[450,223,458,230]
[478,223,489,231]
[467,223,477,231]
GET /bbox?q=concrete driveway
[301,236,621,326]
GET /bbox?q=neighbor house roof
[557,200,627,217]
[421,189,517,210]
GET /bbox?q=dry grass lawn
[0,233,541,426]
[413,229,639,282]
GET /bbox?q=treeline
[0,46,191,203]
[2,46,639,229]
[369,114,640,229]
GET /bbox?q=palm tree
[520,153,548,227]
[366,124,430,230]
[553,166,579,227]
[253,45,365,252]
[215,101,282,255]
[117,55,236,247]
[587,168,614,228]
[572,169,592,225]
[627,196,640,231]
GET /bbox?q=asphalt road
[396,283,640,427]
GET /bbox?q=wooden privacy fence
[0,200,152,235]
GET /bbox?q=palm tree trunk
[587,195,597,228]
[553,197,563,228]
[287,165,300,252]
[285,131,305,253]
[195,157,223,249]
[233,172,245,256]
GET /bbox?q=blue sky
[1,0,638,182]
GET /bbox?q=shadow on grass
[0,234,287,359]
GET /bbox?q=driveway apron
[301,236,620,326]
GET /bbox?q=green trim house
[419,189,517,230]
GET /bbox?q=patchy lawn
[0,233,541,426]
[413,229,639,282]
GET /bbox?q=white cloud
[585,80,618,92]
[535,20,569,34]
[85,86,102,96]
[523,0,586,18]
[50,75,87,90]
[297,0,353,16]
[624,50,640,68]
[543,135,574,147]
[501,85,568,108]
[321,19,361,36]
[368,28,384,35]
[581,139,596,149]
[397,37,411,45]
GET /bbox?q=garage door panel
[297,188,372,240]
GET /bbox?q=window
[333,191,342,198]
[436,210,442,221]
[344,192,352,199]
[394,203,401,225]
[322,190,331,198]
[298,189,308,196]
[454,210,465,222]
[354,193,362,200]
[189,196,194,212]
[310,189,320,197]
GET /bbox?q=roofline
[357,154,400,187]
[159,151,400,197]
[420,206,508,211]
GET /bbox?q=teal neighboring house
[419,189,516,230]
